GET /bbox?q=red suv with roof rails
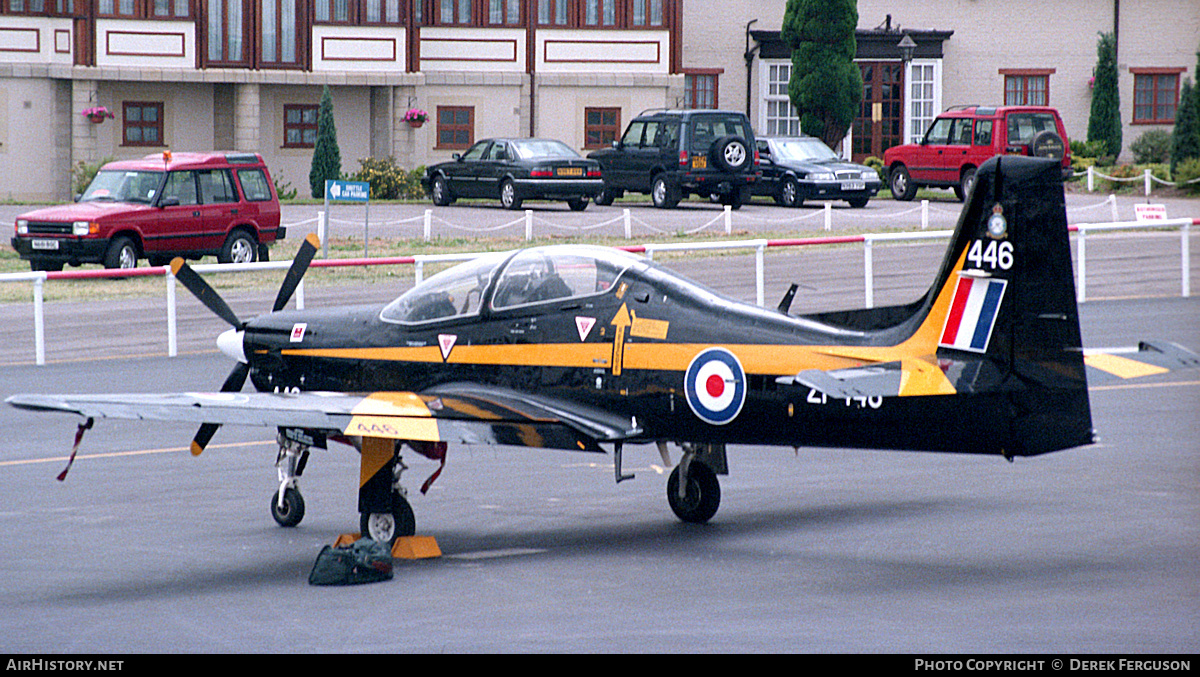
[12,151,284,271]
[883,105,1071,201]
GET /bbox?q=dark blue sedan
[425,138,603,211]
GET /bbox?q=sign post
[323,179,372,257]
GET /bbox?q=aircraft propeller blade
[171,258,243,329]
[190,361,250,456]
[272,233,320,312]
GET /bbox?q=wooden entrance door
[851,61,904,162]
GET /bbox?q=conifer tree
[782,0,863,150]
[1169,47,1200,175]
[1087,32,1122,160]
[309,86,342,199]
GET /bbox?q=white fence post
[525,210,533,240]
[166,267,177,358]
[1183,221,1191,298]
[623,208,632,238]
[1144,169,1152,197]
[1077,226,1088,303]
[1087,165,1094,192]
[33,276,45,366]
[863,237,874,309]
[423,209,432,241]
[755,241,764,307]
[1109,194,1119,222]
[824,202,832,231]
[317,210,328,257]
[921,199,929,229]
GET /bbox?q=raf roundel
[684,347,747,425]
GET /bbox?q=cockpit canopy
[380,246,640,325]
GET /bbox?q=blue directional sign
[325,179,370,202]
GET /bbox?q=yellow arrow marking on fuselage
[610,303,631,376]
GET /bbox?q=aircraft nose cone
[217,328,246,363]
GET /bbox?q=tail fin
[926,155,1093,455]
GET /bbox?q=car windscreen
[1007,113,1058,144]
[81,170,163,204]
[772,139,840,162]
[511,140,579,160]
[689,115,752,152]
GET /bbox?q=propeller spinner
[172,233,320,455]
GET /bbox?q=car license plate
[557,167,583,176]
[692,156,707,169]
[31,239,60,250]
[841,180,866,191]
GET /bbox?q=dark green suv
[587,109,760,209]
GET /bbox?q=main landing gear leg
[358,436,415,544]
[271,431,311,527]
[666,443,726,524]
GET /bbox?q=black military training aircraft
[8,156,1197,544]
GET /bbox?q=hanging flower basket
[404,108,428,128]
[82,106,114,124]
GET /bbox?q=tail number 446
[967,239,1014,270]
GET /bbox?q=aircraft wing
[6,385,643,454]
[1083,341,1200,382]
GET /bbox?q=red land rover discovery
[883,105,1071,202]
[12,151,284,271]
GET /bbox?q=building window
[434,0,472,24]
[93,0,191,18]
[584,0,615,26]
[537,0,568,25]
[684,70,720,109]
[1001,69,1054,106]
[363,0,402,23]
[122,102,164,147]
[630,0,663,26]
[1132,69,1183,124]
[486,0,520,24]
[261,0,301,66]
[763,62,800,136]
[313,0,352,23]
[585,107,621,149]
[437,106,474,149]
[908,61,938,143]
[284,104,318,148]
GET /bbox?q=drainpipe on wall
[744,19,759,118]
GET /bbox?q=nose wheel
[271,431,311,527]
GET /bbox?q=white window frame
[760,59,801,137]
[904,59,942,144]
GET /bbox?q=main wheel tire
[431,175,453,206]
[667,461,721,524]
[360,492,416,544]
[500,179,523,210]
[889,164,917,201]
[956,167,977,202]
[710,135,750,172]
[777,177,800,207]
[593,186,617,206]
[651,175,680,209]
[219,230,257,264]
[270,487,305,527]
[103,236,138,269]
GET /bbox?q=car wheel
[567,197,589,211]
[651,175,680,209]
[778,177,800,207]
[957,167,977,202]
[500,179,523,210]
[711,135,750,172]
[848,197,869,208]
[593,186,616,206]
[431,174,453,206]
[103,236,138,270]
[219,230,257,264]
[889,165,916,201]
